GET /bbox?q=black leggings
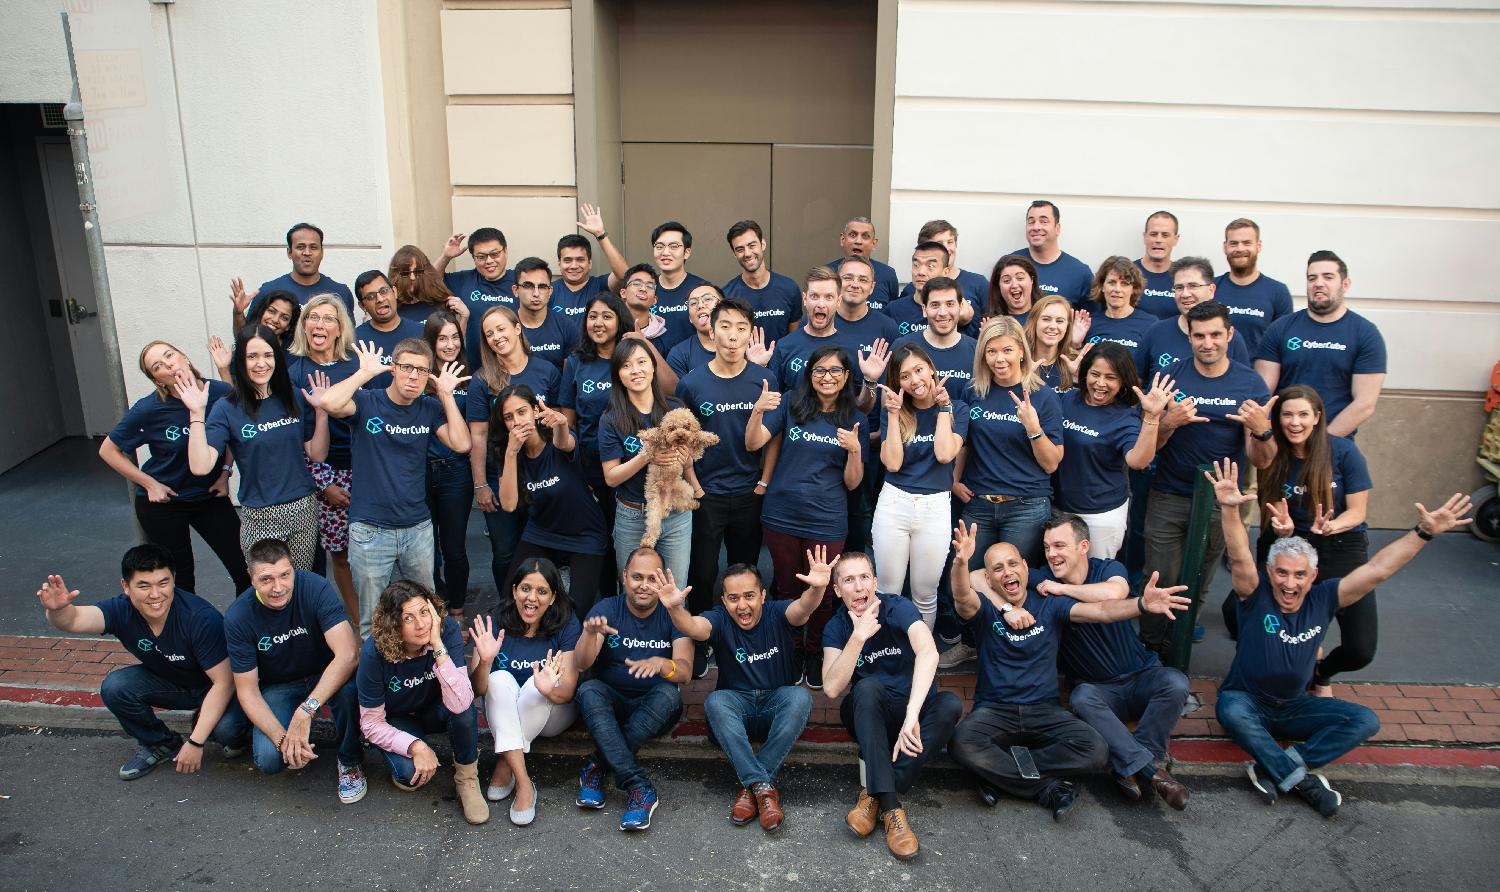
[1222,529,1375,682]
[134,495,252,595]
[506,540,607,618]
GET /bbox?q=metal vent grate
[40,103,67,129]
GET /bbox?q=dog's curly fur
[637,408,720,547]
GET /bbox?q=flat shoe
[510,785,538,826]
[487,777,517,802]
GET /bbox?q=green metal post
[1165,464,1217,672]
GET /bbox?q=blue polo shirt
[1211,272,1294,348]
[1280,436,1372,534]
[444,268,516,370]
[968,592,1076,706]
[258,273,354,318]
[224,571,348,686]
[558,353,614,459]
[1055,388,1142,513]
[1133,261,1178,319]
[1152,358,1270,496]
[961,382,1063,498]
[1029,559,1157,683]
[585,596,687,694]
[109,382,233,501]
[893,332,976,403]
[760,404,855,540]
[348,388,447,528]
[1254,310,1387,430]
[204,394,317,508]
[706,598,800,691]
[676,361,776,496]
[723,272,803,334]
[1015,248,1093,308]
[886,402,969,495]
[822,592,923,695]
[516,440,609,553]
[1136,316,1251,379]
[653,272,710,349]
[826,256,899,312]
[490,616,582,686]
[97,589,228,689]
[356,616,465,717]
[1085,310,1156,359]
[1222,577,1340,701]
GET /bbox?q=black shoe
[1246,762,1279,805]
[1294,773,1341,819]
[1042,780,1078,823]
[791,650,806,686]
[976,781,1001,808]
[693,644,712,680]
[804,651,824,690]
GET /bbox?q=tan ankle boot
[882,807,919,861]
[454,760,490,825]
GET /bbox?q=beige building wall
[886,0,1500,526]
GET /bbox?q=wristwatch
[299,697,320,717]
[1252,427,1274,442]
[998,602,1013,613]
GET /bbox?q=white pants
[1076,500,1129,560]
[871,482,952,627]
[485,670,577,754]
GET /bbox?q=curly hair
[371,579,447,663]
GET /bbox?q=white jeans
[870,482,952,626]
[1076,500,1129,560]
[485,670,577,754]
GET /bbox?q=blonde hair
[1023,295,1079,390]
[138,340,205,401]
[477,306,532,393]
[971,316,1041,399]
[290,294,355,361]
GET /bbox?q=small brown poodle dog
[637,407,720,547]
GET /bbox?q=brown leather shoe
[1113,772,1142,801]
[846,788,879,837]
[753,783,784,831]
[882,807,919,861]
[730,786,758,826]
[1151,768,1190,811]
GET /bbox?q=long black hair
[495,556,572,638]
[575,293,635,361]
[245,290,301,348]
[487,384,554,500]
[231,323,297,420]
[1076,341,1142,408]
[791,344,857,427]
[603,337,681,439]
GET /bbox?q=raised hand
[541,648,566,686]
[535,395,566,430]
[878,383,903,415]
[850,595,881,642]
[859,338,892,382]
[426,601,446,651]
[1416,492,1475,536]
[1140,571,1192,619]
[796,545,834,589]
[836,422,862,455]
[36,575,80,611]
[747,327,775,366]
[229,277,256,318]
[1264,499,1295,537]
[893,714,923,761]
[208,335,231,372]
[753,379,781,414]
[952,521,978,564]
[430,360,471,397]
[1227,394,1279,437]
[1162,394,1207,430]
[1205,458,1255,507]
[582,614,618,639]
[470,615,504,668]
[1133,373,1175,418]
[505,423,532,457]
[442,232,468,260]
[933,376,952,408]
[1070,308,1092,346]
[1309,503,1338,536]
[1061,341,1093,380]
[172,369,210,414]
[1008,386,1041,434]
[652,568,691,611]
[445,294,470,327]
[353,340,388,377]
[576,203,606,237]
[301,369,331,410]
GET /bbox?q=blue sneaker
[1192,622,1205,643]
[620,786,658,831]
[338,763,368,804]
[576,757,606,809]
[119,735,181,781]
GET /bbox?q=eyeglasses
[517,282,553,293]
[472,249,505,262]
[840,274,873,285]
[402,267,427,277]
[686,295,719,307]
[303,312,339,325]
[393,362,431,378]
[626,279,658,291]
[1172,282,1209,293]
[652,242,685,253]
[810,366,848,378]
[360,285,394,301]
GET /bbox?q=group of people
[60,200,1469,857]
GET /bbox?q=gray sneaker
[119,736,181,781]
[938,643,977,669]
[1294,773,1341,818]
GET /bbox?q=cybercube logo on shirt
[969,406,983,420]
[137,638,154,652]
[788,357,805,373]
[164,425,181,442]
[898,322,912,335]
[698,402,715,417]
[388,677,403,693]
[257,636,274,652]
[366,417,385,435]
[241,424,258,440]
[1286,337,1302,351]
[1157,353,1175,368]
[734,647,748,663]
[624,435,641,454]
[1283,483,1296,499]
[788,426,803,442]
[607,634,621,649]
[1263,614,1281,635]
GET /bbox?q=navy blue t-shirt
[1153,358,1270,496]
[706,598,800,691]
[288,354,361,468]
[522,313,579,371]
[552,274,611,322]
[224,571,348,685]
[349,388,447,528]
[110,382,233,501]
[598,408,658,506]
[1222,577,1340,701]
[1132,262,1179,319]
[653,272,710,350]
[822,592,923,695]
[585,596,687,694]
[465,359,561,423]
[258,272,354,318]
[892,332,976,403]
[355,319,427,383]
[444,268,516,370]
[891,271,986,338]
[723,273,803,334]
[837,309,900,366]
[968,592,1076,706]
[1056,388,1142,513]
[490,616,582,686]
[1085,310,1156,359]
[884,295,929,340]
[1015,249,1093,308]
[769,327,847,391]
[516,440,609,553]
[676,361,776,496]
[204,394,316,508]
[826,256,900,311]
[761,404,855,540]
[961,382,1063,498]
[355,616,465,716]
[1254,310,1386,429]
[395,302,444,327]
[1028,559,1157,683]
[1211,273,1293,348]
[1279,436,1372,534]
[666,336,716,379]
[886,402,969,495]
[1136,316,1251,379]
[558,353,614,458]
[97,588,228,689]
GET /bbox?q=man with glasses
[512,257,578,371]
[1135,257,1250,380]
[354,272,424,385]
[317,337,472,634]
[435,226,515,370]
[648,221,709,351]
[826,216,900,313]
[620,263,673,359]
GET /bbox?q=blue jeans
[703,686,812,788]
[426,454,472,611]
[1068,666,1190,777]
[613,502,690,584]
[576,679,683,792]
[99,665,246,750]
[481,502,526,593]
[378,700,480,783]
[961,495,1051,568]
[349,519,436,636]
[224,675,363,775]
[1215,688,1380,791]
